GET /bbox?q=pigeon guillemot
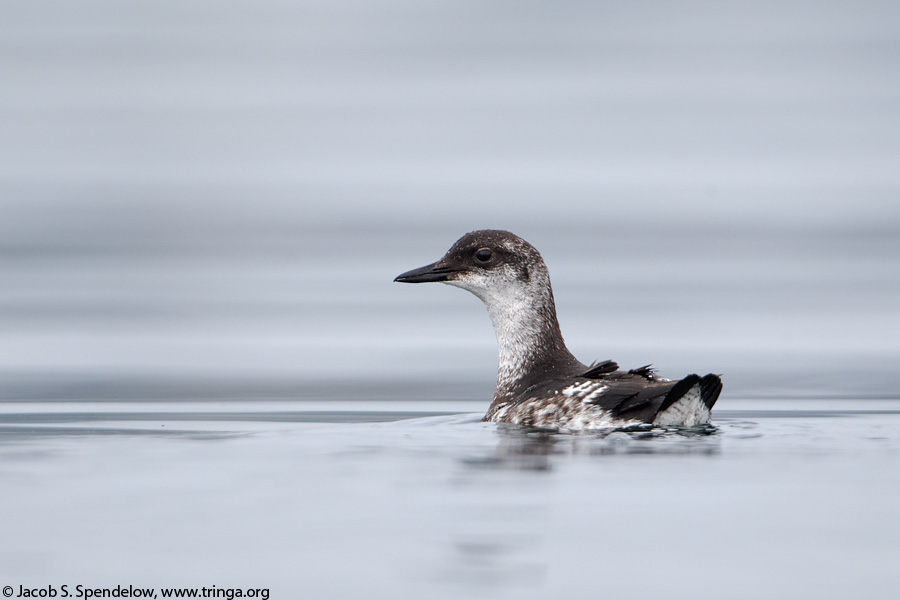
[394,229,722,430]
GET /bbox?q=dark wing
[525,363,723,424]
[581,361,668,420]
[585,376,682,422]
[582,372,721,423]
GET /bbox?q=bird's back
[484,362,722,429]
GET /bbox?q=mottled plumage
[395,230,722,430]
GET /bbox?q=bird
[394,229,722,430]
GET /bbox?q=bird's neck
[480,279,582,405]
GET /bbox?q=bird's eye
[475,248,493,262]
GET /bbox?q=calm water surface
[1,398,898,599]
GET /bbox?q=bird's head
[394,229,548,305]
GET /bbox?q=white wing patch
[562,381,592,397]
[561,382,610,404]
[652,384,710,426]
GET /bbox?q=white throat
[445,267,556,392]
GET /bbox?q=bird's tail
[653,373,722,426]
[698,373,723,410]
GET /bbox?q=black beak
[394,261,457,283]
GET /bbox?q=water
[2,400,899,599]
[2,0,900,598]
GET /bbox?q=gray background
[2,0,899,401]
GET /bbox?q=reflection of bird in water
[396,230,722,431]
[464,426,721,472]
